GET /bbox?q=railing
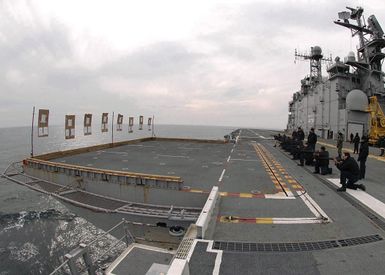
[49,219,135,275]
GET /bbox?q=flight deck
[101,129,385,274]
[4,128,385,274]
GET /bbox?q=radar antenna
[294,46,332,86]
[334,6,385,95]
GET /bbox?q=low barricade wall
[23,164,207,207]
[195,186,220,239]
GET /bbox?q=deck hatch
[212,234,383,252]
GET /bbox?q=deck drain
[175,238,195,259]
[212,234,383,252]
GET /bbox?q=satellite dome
[347,51,356,62]
[346,89,368,111]
[311,46,322,59]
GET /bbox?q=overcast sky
[0,0,384,129]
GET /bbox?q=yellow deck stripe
[218,216,274,224]
[255,218,273,224]
[239,193,253,198]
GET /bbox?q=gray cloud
[100,41,204,79]
[0,0,384,129]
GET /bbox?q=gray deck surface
[53,141,233,190]
[52,129,385,274]
[220,251,320,275]
[191,129,385,274]
[110,247,173,275]
[189,242,217,275]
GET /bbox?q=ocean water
[0,124,234,274]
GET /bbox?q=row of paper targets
[37,109,152,139]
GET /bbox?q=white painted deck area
[327,178,385,219]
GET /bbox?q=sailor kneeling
[298,142,314,166]
[334,152,366,192]
[313,146,332,175]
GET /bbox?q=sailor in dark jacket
[357,136,369,179]
[298,142,314,166]
[297,127,305,141]
[307,128,317,151]
[334,152,366,192]
[313,146,330,174]
[292,130,298,141]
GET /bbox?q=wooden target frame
[38,109,49,137]
[84,113,92,136]
[139,115,144,130]
[128,117,134,133]
[117,114,123,131]
[148,117,152,131]
[101,113,108,132]
[65,115,75,139]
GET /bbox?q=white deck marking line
[227,156,231,163]
[328,178,385,219]
[303,192,331,221]
[208,241,222,275]
[157,154,189,158]
[272,217,325,224]
[220,216,327,224]
[230,148,234,153]
[264,194,296,200]
[297,191,331,221]
[218,169,226,182]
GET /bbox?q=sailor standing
[358,136,369,179]
[297,127,305,141]
[353,133,360,154]
[336,132,344,158]
[307,128,317,151]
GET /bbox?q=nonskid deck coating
[97,128,385,274]
[48,131,337,229]
[28,129,385,238]
[50,139,284,195]
[210,129,384,240]
[184,128,385,275]
[46,132,339,226]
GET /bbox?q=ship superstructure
[288,7,385,140]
